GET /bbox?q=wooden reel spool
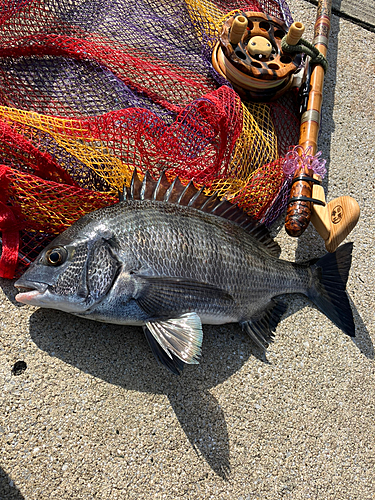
[212,12,304,101]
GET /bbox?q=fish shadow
[26,307,265,478]
[0,465,25,500]
[24,290,371,481]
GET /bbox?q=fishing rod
[284,0,360,251]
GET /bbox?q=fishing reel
[212,12,305,101]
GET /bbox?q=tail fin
[307,242,355,337]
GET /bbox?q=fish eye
[45,247,67,266]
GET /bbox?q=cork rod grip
[285,0,332,237]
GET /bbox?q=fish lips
[15,279,89,313]
[14,279,49,306]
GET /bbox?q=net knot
[283,146,327,178]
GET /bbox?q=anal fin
[241,299,287,350]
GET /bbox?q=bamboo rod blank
[285,0,332,237]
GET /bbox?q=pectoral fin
[143,312,203,374]
[241,299,287,350]
[134,274,234,316]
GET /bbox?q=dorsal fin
[120,170,280,257]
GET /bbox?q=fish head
[15,220,121,314]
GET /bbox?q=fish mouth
[14,280,48,305]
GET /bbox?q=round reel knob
[212,12,304,101]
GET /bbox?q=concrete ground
[1,1,374,498]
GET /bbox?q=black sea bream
[15,172,355,374]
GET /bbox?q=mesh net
[0,0,300,278]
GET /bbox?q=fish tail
[307,242,355,337]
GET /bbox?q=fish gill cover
[0,0,300,278]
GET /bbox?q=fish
[14,171,355,374]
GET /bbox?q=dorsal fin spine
[153,177,161,201]
[130,170,136,199]
[140,171,148,200]
[153,172,165,201]
[187,186,205,207]
[200,192,220,211]
[164,177,178,203]
[217,203,239,219]
[211,199,230,214]
[130,169,143,200]
[177,180,197,205]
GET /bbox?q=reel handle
[310,177,360,252]
[229,14,248,44]
[286,22,305,45]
